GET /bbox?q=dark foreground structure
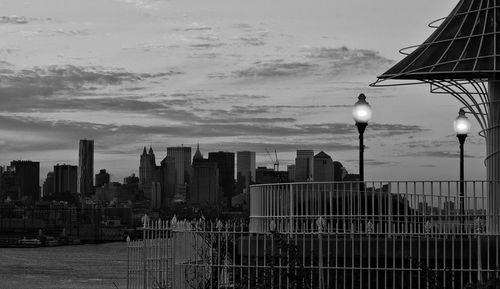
[373,0,500,233]
[127,181,500,289]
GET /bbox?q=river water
[0,242,127,289]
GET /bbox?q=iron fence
[127,181,500,289]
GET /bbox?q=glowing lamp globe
[353,93,372,123]
[454,109,471,135]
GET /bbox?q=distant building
[54,164,78,195]
[333,161,345,181]
[313,151,335,182]
[256,167,288,184]
[139,146,156,197]
[190,145,219,206]
[208,151,235,207]
[42,172,54,198]
[237,151,256,186]
[78,139,94,197]
[0,166,19,201]
[167,146,192,198]
[159,156,177,206]
[295,150,314,182]
[124,173,139,185]
[443,201,456,215]
[287,165,296,182]
[151,181,162,209]
[95,169,110,187]
[11,160,40,202]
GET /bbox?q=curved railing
[250,181,497,234]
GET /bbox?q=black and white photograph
[0,0,499,288]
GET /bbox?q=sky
[0,0,487,183]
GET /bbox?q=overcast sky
[0,0,486,183]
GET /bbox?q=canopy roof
[378,0,500,81]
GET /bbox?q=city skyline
[0,0,486,183]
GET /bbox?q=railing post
[142,218,147,289]
[289,183,294,232]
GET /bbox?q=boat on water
[18,237,42,247]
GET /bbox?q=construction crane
[265,148,280,171]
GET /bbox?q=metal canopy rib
[372,0,500,133]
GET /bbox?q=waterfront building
[208,151,234,207]
[255,166,288,184]
[159,156,177,206]
[78,139,94,197]
[294,150,314,182]
[54,164,78,195]
[139,146,156,198]
[42,172,54,198]
[190,145,219,206]
[10,160,40,202]
[313,151,335,182]
[167,146,192,198]
[333,161,345,181]
[236,151,256,186]
[95,169,110,187]
[0,166,18,201]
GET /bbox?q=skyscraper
[295,150,314,182]
[10,160,40,201]
[190,145,219,206]
[313,151,334,182]
[54,164,78,195]
[167,146,192,185]
[159,156,177,206]
[78,139,94,197]
[208,151,234,207]
[237,151,256,187]
[139,146,156,197]
[10,161,40,201]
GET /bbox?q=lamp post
[353,93,372,190]
[454,109,471,228]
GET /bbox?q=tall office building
[54,164,78,195]
[236,151,256,187]
[208,151,235,207]
[295,150,314,182]
[10,160,40,201]
[190,145,219,206]
[313,151,335,182]
[78,139,94,197]
[159,156,177,206]
[167,146,192,196]
[139,146,156,197]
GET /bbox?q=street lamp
[454,109,471,228]
[353,93,372,186]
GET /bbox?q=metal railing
[127,181,500,289]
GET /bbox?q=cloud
[368,123,429,137]
[404,151,478,159]
[0,16,30,24]
[224,46,394,80]
[233,60,318,78]
[0,64,181,112]
[199,141,358,154]
[296,123,426,137]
